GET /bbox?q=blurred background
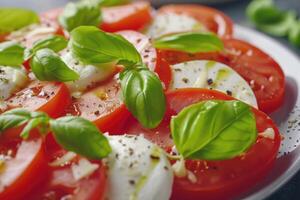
[0,0,299,199]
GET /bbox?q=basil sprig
[120,65,166,128]
[0,41,24,66]
[96,0,130,6]
[171,100,257,160]
[0,8,39,34]
[25,35,68,60]
[70,26,141,65]
[50,116,111,159]
[0,108,50,139]
[153,32,224,53]
[288,22,300,47]
[59,0,101,32]
[247,0,300,47]
[0,108,111,159]
[31,48,79,82]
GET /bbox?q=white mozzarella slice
[61,51,116,94]
[105,135,174,200]
[170,60,258,107]
[7,24,57,47]
[146,12,205,38]
[0,66,28,100]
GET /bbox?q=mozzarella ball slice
[7,24,58,47]
[105,135,174,200]
[0,66,28,100]
[146,12,205,38]
[61,51,116,94]
[170,60,258,107]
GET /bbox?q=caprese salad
[0,1,284,200]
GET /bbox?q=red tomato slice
[159,38,285,113]
[5,81,71,118]
[29,159,107,200]
[101,1,152,32]
[0,139,48,200]
[122,88,281,200]
[66,75,130,134]
[158,4,233,38]
[117,30,172,89]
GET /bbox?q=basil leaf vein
[0,41,24,66]
[25,35,68,60]
[70,26,142,66]
[50,116,112,159]
[171,100,257,160]
[31,48,79,82]
[120,65,166,128]
[153,32,224,53]
[0,8,39,34]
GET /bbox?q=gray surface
[0,0,300,199]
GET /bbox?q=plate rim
[234,24,300,200]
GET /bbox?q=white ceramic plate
[234,25,300,200]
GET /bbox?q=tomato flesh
[158,4,233,38]
[66,75,130,133]
[0,139,48,200]
[159,38,285,113]
[5,81,71,118]
[122,88,281,200]
[101,1,152,32]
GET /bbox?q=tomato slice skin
[122,88,281,200]
[101,1,152,32]
[159,38,285,113]
[158,4,233,38]
[0,139,49,200]
[5,81,71,118]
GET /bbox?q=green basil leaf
[171,100,257,160]
[96,0,130,6]
[0,8,39,34]
[25,35,68,60]
[153,32,224,53]
[256,11,296,37]
[0,41,24,66]
[70,26,142,66]
[288,21,300,47]
[0,108,30,133]
[59,0,101,32]
[0,108,49,138]
[120,65,166,128]
[50,116,112,159]
[247,0,296,36]
[20,112,50,139]
[31,48,79,82]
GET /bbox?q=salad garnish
[31,48,79,82]
[70,26,142,65]
[247,0,300,47]
[24,35,68,60]
[153,32,224,53]
[0,8,39,34]
[0,41,24,66]
[120,64,166,128]
[171,100,257,160]
[0,108,111,159]
[59,0,101,32]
